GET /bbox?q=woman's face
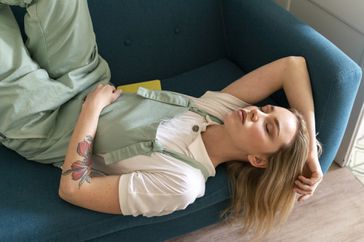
[224,105,298,157]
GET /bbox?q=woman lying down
[0,0,322,238]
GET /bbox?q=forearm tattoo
[62,135,104,188]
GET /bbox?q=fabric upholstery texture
[1,0,361,241]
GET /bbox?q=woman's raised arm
[222,56,307,105]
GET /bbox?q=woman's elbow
[58,180,77,203]
[286,56,306,65]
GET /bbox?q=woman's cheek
[250,126,262,138]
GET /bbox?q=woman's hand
[83,83,122,113]
[294,153,323,202]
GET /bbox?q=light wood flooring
[167,164,364,242]
[348,120,364,185]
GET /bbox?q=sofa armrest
[222,0,362,172]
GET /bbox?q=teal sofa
[1,0,361,241]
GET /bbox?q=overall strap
[189,106,223,124]
[138,87,223,124]
[137,87,191,107]
[101,139,164,165]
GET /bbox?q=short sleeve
[119,170,204,217]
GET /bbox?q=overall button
[192,125,199,132]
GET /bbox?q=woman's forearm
[58,84,122,214]
[283,57,320,168]
[58,104,122,214]
[60,105,101,192]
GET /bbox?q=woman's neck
[201,125,248,168]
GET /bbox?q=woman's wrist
[81,102,103,116]
[307,153,323,175]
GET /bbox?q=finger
[294,187,312,195]
[298,194,311,202]
[295,193,302,202]
[102,84,116,94]
[109,85,116,91]
[103,83,114,88]
[111,89,122,102]
[295,191,307,202]
[295,180,313,192]
[112,86,119,93]
[298,175,315,185]
[114,87,122,93]
[297,194,305,202]
[114,89,122,96]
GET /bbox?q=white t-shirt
[93,91,249,217]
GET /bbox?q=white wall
[275,0,291,10]
[290,0,364,67]
[275,0,364,166]
[310,0,364,37]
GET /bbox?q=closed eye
[265,123,270,134]
[260,106,274,138]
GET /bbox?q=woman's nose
[250,109,259,122]
[249,108,264,122]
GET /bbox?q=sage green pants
[0,0,110,163]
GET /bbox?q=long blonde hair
[221,108,322,239]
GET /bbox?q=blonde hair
[221,108,322,239]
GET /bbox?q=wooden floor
[167,164,364,242]
[348,121,364,185]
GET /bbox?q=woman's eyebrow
[270,105,280,137]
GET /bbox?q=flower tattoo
[62,135,103,188]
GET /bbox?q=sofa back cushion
[12,0,227,86]
[88,0,227,85]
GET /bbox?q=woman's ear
[247,155,268,168]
